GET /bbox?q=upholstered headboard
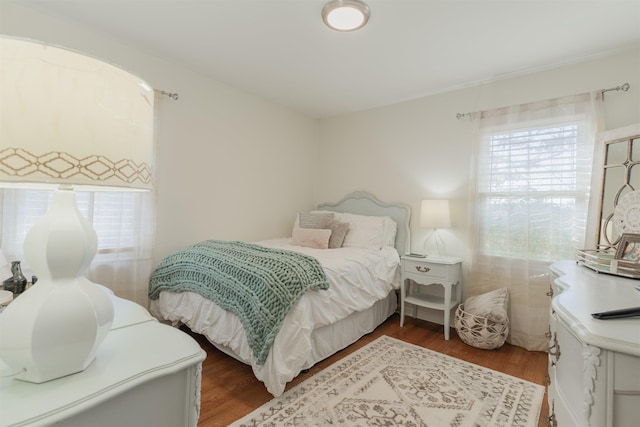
[316,191,411,256]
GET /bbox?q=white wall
[1,1,320,266]
[317,46,640,297]
[3,1,639,303]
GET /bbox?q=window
[77,192,140,253]
[477,122,587,261]
[1,190,143,259]
[469,92,602,351]
[0,188,155,305]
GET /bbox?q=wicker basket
[454,304,509,350]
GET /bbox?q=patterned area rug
[230,336,544,427]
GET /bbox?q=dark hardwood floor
[189,314,549,427]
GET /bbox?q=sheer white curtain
[0,189,155,307]
[469,92,603,351]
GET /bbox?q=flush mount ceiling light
[322,0,370,32]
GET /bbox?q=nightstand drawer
[402,260,451,281]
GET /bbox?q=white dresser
[548,261,640,427]
[0,292,206,427]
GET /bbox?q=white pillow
[464,288,509,323]
[381,216,398,247]
[338,212,387,250]
[291,227,332,249]
[335,213,396,248]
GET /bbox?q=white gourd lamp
[420,199,451,256]
[0,36,154,383]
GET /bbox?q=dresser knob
[416,265,430,273]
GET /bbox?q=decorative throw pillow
[298,212,334,229]
[463,288,509,323]
[323,218,350,249]
[291,227,332,249]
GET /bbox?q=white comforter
[150,238,400,396]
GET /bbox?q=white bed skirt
[211,290,397,370]
[302,291,396,369]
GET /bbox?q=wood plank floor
[190,314,549,427]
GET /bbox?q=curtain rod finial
[155,89,179,100]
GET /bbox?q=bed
[149,191,411,397]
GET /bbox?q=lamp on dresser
[0,36,155,383]
[420,199,451,256]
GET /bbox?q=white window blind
[0,188,155,305]
[477,122,586,261]
[77,192,139,252]
[1,190,140,258]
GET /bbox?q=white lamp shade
[0,37,154,190]
[420,199,451,229]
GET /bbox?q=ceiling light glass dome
[322,0,370,32]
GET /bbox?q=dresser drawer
[614,352,640,392]
[402,260,454,281]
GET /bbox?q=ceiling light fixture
[322,0,370,32]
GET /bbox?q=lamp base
[0,279,113,383]
[423,229,446,256]
[0,187,114,383]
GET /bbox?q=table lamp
[0,36,154,383]
[420,199,451,256]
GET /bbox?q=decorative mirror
[590,124,640,250]
[579,124,640,277]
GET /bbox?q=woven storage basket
[454,304,509,350]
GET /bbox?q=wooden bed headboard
[316,191,411,256]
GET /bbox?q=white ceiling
[17,0,640,118]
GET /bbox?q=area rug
[229,335,544,427]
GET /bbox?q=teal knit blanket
[149,240,329,364]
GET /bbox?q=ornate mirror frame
[587,123,640,250]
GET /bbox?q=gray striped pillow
[298,212,334,228]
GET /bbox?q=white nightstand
[400,255,463,340]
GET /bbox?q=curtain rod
[600,83,631,100]
[456,82,631,119]
[155,89,179,101]
[601,82,630,96]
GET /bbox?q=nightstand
[400,255,463,340]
